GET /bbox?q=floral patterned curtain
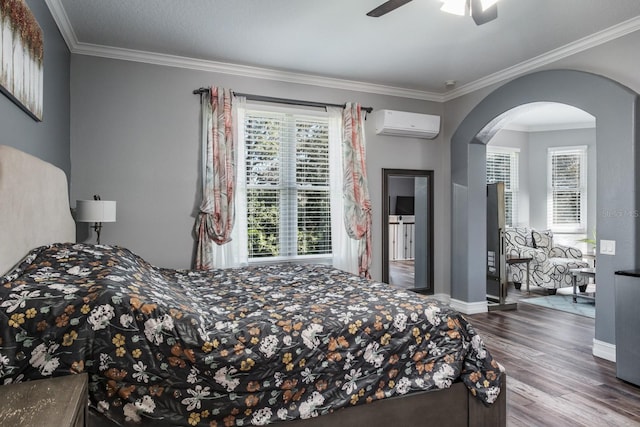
[194,87,235,270]
[342,103,372,278]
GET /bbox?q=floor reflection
[389,260,414,289]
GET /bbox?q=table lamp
[75,195,116,244]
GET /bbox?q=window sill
[248,255,333,266]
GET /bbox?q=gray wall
[0,0,70,175]
[69,55,449,290]
[448,70,638,350]
[444,31,640,350]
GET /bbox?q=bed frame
[0,145,506,427]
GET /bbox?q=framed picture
[0,0,43,121]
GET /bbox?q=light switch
[600,239,616,255]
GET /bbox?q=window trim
[546,145,587,233]
[242,104,334,262]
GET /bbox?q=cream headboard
[0,145,76,276]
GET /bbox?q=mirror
[382,169,434,293]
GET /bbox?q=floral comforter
[0,243,502,426]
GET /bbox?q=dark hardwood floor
[389,259,414,288]
[468,299,640,426]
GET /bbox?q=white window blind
[547,146,587,233]
[486,147,519,227]
[244,110,332,260]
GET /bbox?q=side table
[507,257,532,293]
[582,253,596,268]
[570,267,596,303]
[0,374,88,426]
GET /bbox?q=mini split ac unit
[373,109,441,139]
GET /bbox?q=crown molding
[44,0,77,49]
[74,43,445,102]
[502,121,596,133]
[442,15,640,101]
[47,0,640,104]
[45,0,441,102]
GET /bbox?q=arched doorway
[450,69,639,358]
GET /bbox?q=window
[243,109,332,261]
[547,146,587,233]
[486,147,519,227]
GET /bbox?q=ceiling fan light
[440,0,467,16]
[479,0,498,11]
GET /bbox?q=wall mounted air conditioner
[373,109,441,139]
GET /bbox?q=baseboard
[592,338,616,362]
[449,298,489,314]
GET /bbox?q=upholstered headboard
[0,145,76,276]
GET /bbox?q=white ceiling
[502,102,595,132]
[51,0,640,100]
[49,1,639,127]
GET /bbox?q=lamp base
[92,222,103,244]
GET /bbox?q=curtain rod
[192,88,373,113]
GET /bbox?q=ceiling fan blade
[366,0,413,17]
[470,0,497,25]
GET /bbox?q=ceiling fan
[367,0,499,26]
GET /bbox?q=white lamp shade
[76,200,117,223]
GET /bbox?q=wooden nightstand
[0,374,87,427]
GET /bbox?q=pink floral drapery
[342,103,372,278]
[194,87,235,270]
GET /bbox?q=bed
[0,145,506,426]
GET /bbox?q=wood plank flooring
[389,259,415,288]
[468,302,640,426]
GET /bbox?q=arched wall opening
[450,69,639,355]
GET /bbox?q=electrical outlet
[600,239,616,255]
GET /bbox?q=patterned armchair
[504,227,590,294]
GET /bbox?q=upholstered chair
[504,227,590,294]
